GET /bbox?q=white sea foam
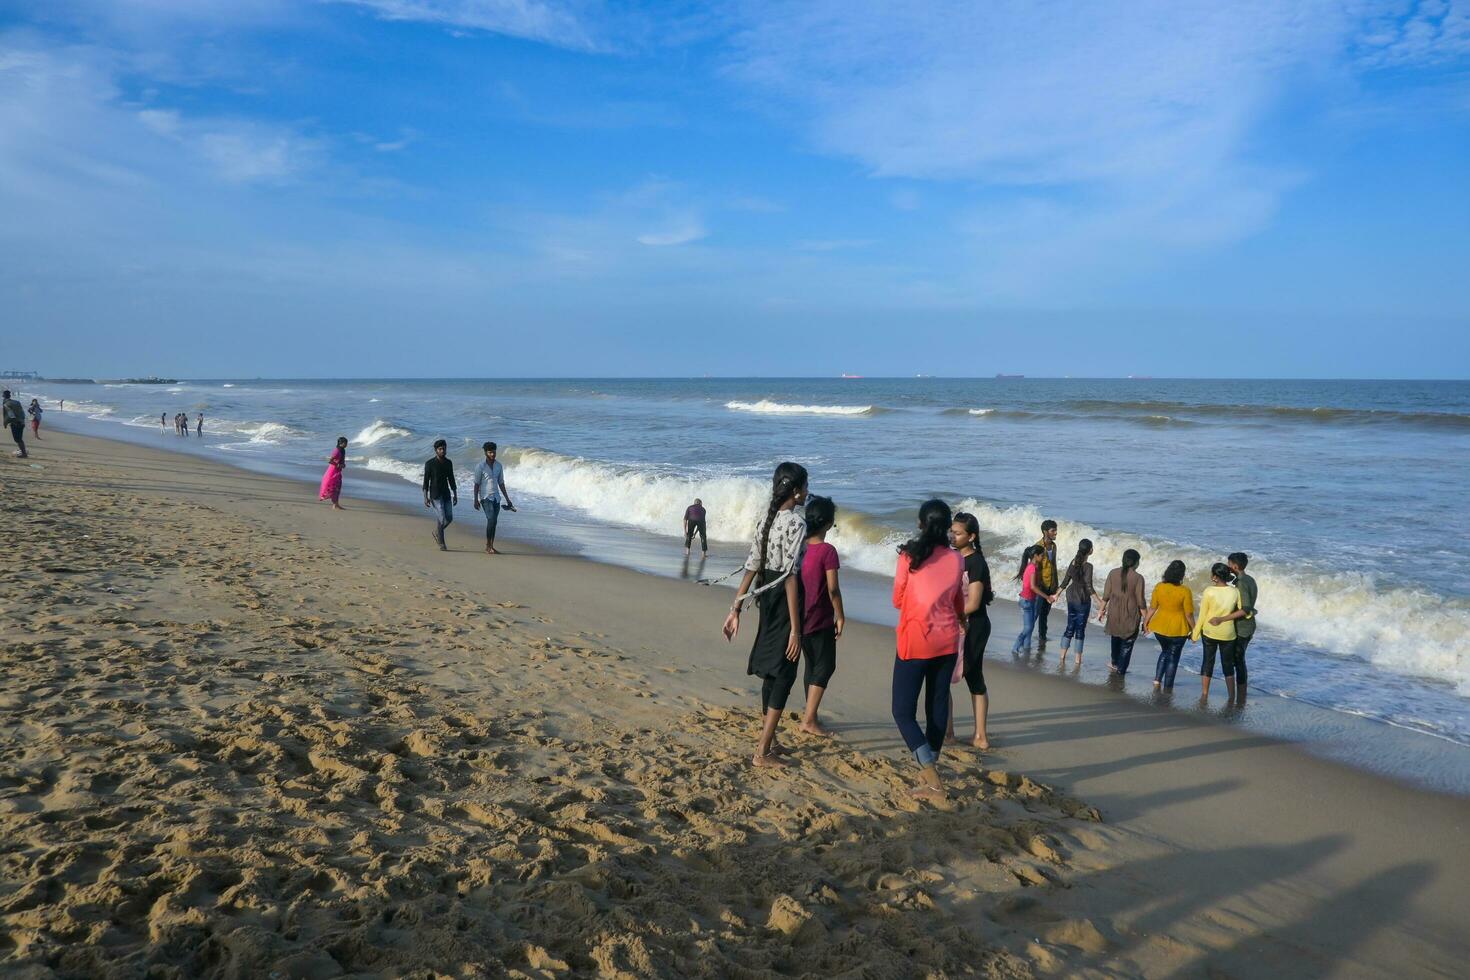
[969,408,994,416]
[353,419,413,446]
[726,400,875,416]
[205,419,306,444]
[222,383,235,388]
[949,498,1470,695]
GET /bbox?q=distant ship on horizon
[995,373,1024,379]
[840,373,863,379]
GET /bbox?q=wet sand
[2,430,1466,978]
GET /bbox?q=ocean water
[28,377,1470,783]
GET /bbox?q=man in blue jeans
[422,439,457,551]
[472,441,516,555]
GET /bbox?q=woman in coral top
[891,498,966,801]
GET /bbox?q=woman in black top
[947,512,994,749]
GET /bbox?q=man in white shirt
[472,441,515,555]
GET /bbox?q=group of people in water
[722,461,1260,800]
[163,412,203,437]
[1009,533,1258,700]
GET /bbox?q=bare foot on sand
[752,752,789,768]
[485,546,499,555]
[971,737,990,750]
[909,782,946,801]
[799,722,833,737]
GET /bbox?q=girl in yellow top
[1192,562,1242,701]
[1142,560,1193,691]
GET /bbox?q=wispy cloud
[138,108,324,182]
[330,0,601,50]
[796,238,873,252]
[725,0,1470,300]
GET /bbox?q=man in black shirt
[423,439,458,551]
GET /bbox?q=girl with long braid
[891,499,965,800]
[723,462,810,767]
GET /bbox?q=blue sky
[1,0,1467,377]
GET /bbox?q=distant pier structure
[1,370,40,381]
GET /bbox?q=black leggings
[1234,635,1251,687]
[1200,636,1240,678]
[761,669,797,713]
[802,627,837,689]
[962,614,991,695]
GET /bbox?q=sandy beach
[3,430,1468,978]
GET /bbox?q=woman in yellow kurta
[1192,562,1242,700]
[1143,560,1193,691]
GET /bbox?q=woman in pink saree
[319,436,348,509]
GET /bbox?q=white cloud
[636,215,706,246]
[724,0,1470,301]
[330,0,600,50]
[1354,0,1470,66]
[134,108,324,183]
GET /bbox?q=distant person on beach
[196,413,203,437]
[27,399,42,438]
[947,511,994,749]
[1143,560,1194,691]
[1034,520,1060,645]
[58,400,63,412]
[1056,538,1096,667]
[473,441,516,555]
[161,412,167,432]
[1097,548,1145,674]
[723,462,809,768]
[1010,545,1055,655]
[423,439,458,551]
[1212,552,1259,695]
[319,436,348,510]
[798,495,843,737]
[1194,562,1243,701]
[891,499,965,801]
[683,498,708,556]
[2,391,27,458]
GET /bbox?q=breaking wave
[726,400,879,416]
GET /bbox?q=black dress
[747,567,804,682]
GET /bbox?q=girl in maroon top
[798,496,844,737]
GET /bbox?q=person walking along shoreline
[423,439,458,551]
[473,441,515,555]
[1097,548,1145,674]
[723,462,809,768]
[891,499,965,801]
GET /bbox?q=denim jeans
[1012,597,1039,653]
[1110,633,1138,674]
[1060,600,1090,651]
[431,495,454,544]
[1036,597,1052,641]
[891,654,957,766]
[1153,634,1188,688]
[480,499,501,541]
